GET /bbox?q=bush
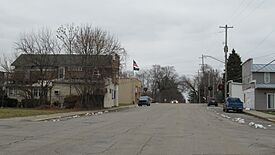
[21,99,50,108]
[1,98,18,107]
[63,95,79,109]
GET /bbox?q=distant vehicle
[223,97,243,113]
[171,100,179,104]
[138,96,151,106]
[207,98,218,107]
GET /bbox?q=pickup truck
[223,97,243,113]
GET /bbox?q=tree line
[125,49,242,103]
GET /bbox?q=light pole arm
[203,55,225,64]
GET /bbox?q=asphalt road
[0,104,275,155]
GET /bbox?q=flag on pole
[133,60,140,71]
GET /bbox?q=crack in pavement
[0,136,33,148]
[136,135,153,155]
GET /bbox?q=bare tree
[15,28,60,105]
[57,24,126,108]
[180,64,222,103]
[136,65,183,102]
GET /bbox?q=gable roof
[11,54,117,67]
[252,64,275,73]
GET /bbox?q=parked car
[223,97,243,113]
[208,98,218,107]
[138,96,151,106]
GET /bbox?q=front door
[267,94,275,109]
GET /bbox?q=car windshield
[139,96,148,100]
[227,98,242,103]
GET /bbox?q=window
[267,94,275,109]
[33,88,40,98]
[264,72,270,84]
[54,90,60,96]
[8,88,16,96]
[58,67,65,79]
[68,67,82,72]
[112,90,116,99]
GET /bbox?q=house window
[33,88,41,98]
[264,72,270,84]
[54,89,60,96]
[68,67,82,71]
[58,67,65,79]
[112,90,116,99]
[267,94,275,109]
[8,88,16,96]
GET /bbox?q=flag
[133,60,140,71]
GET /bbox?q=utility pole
[219,25,233,103]
[199,54,205,103]
[212,69,215,98]
[198,70,201,103]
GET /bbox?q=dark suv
[208,98,218,107]
[138,96,151,106]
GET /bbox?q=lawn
[264,111,275,115]
[0,108,75,119]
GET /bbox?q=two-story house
[8,54,120,108]
[242,58,275,111]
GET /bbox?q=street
[0,104,275,155]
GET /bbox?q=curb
[243,111,275,123]
[33,105,136,122]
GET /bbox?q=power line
[228,0,256,24]
[252,52,275,60]
[245,27,275,55]
[226,0,248,24]
[235,0,266,26]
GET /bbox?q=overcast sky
[1,0,275,76]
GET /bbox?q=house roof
[252,64,275,73]
[12,54,117,67]
[256,84,275,89]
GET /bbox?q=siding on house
[252,72,275,84]
[50,83,78,104]
[254,89,275,110]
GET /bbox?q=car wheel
[226,109,229,113]
[215,104,218,107]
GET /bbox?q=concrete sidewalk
[2,105,136,122]
[244,110,275,123]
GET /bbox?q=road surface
[0,104,275,155]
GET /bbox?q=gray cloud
[0,0,275,75]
